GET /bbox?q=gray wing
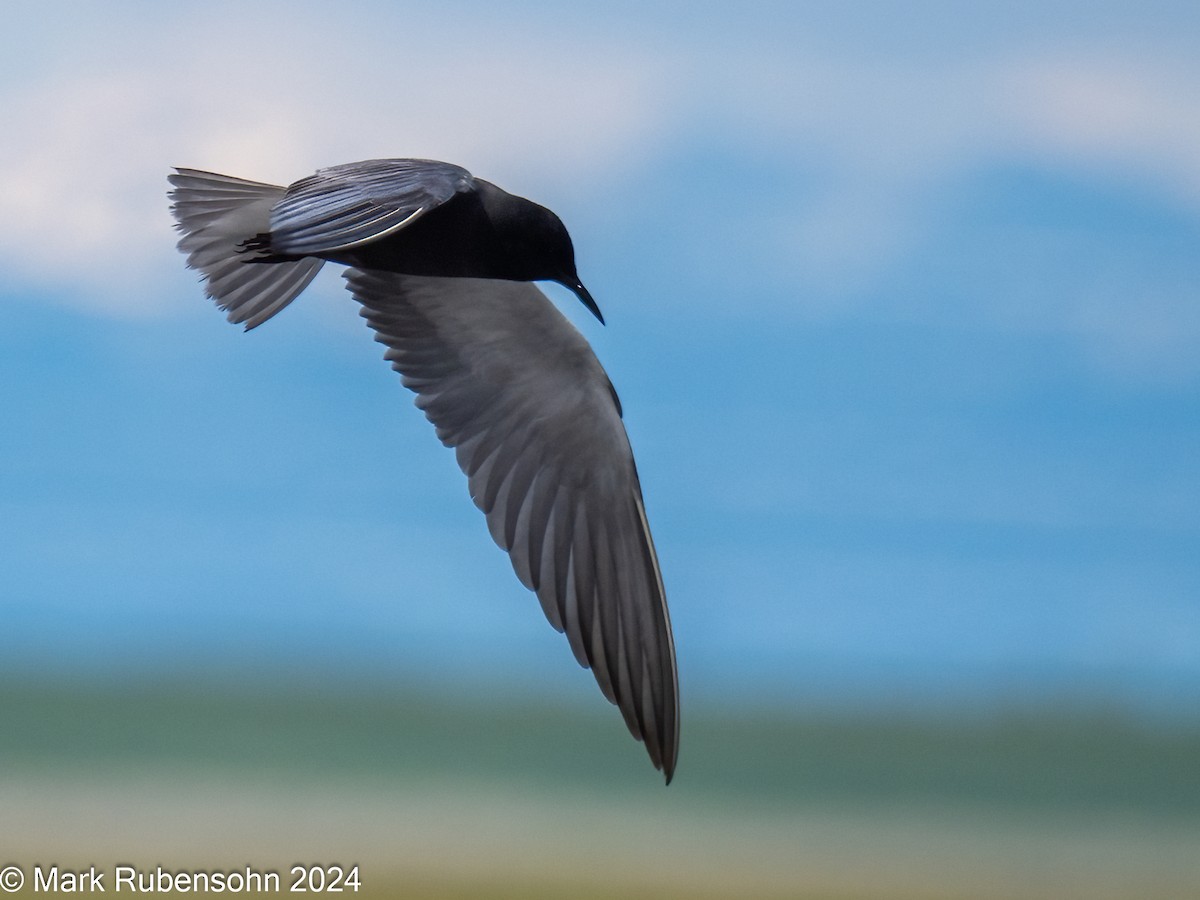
[347,269,679,782]
[269,159,474,257]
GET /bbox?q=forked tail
[168,168,325,329]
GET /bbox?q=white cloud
[3,5,1200,379]
[0,5,675,315]
[667,43,1200,377]
[1003,53,1200,198]
[707,48,1200,283]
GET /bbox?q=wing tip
[661,746,678,785]
[653,703,680,785]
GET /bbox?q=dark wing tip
[659,697,679,786]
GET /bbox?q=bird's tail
[168,168,325,330]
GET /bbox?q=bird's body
[319,184,510,276]
[168,158,677,781]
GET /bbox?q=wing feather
[269,159,473,257]
[347,269,679,781]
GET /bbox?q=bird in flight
[168,158,679,782]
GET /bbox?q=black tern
[168,158,679,782]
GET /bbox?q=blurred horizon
[2,672,1198,898]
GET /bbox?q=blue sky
[1,0,1198,715]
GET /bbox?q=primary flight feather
[168,158,679,781]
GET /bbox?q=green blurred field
[1,676,1197,899]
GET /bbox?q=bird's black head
[478,180,605,324]
[525,203,605,324]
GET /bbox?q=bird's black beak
[568,280,605,325]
